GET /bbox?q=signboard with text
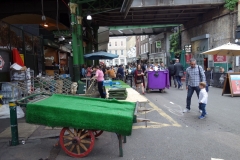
[230,75,240,94]
[184,45,192,53]
[156,41,161,48]
[213,55,227,63]
[222,73,240,97]
[0,50,10,72]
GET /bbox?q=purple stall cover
[147,70,170,89]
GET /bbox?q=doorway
[204,58,208,71]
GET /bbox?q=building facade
[105,37,127,66]
[126,36,136,63]
[135,33,171,65]
[181,5,239,72]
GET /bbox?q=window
[115,50,117,55]
[109,42,111,46]
[143,44,146,53]
[120,59,125,64]
[121,50,123,55]
[121,41,123,46]
[146,43,148,52]
[141,45,143,54]
[115,59,119,65]
[115,42,117,46]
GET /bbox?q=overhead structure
[109,24,179,37]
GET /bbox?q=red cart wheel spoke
[60,128,95,158]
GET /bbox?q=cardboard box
[10,63,27,71]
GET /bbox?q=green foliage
[224,0,238,11]
[170,32,181,55]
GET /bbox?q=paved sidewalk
[0,86,240,160]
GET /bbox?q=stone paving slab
[0,123,39,140]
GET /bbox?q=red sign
[213,55,227,62]
[185,54,192,63]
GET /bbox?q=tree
[224,0,238,11]
[170,32,181,55]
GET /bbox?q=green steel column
[70,1,80,82]
[93,24,99,65]
[9,100,19,146]
[77,4,84,65]
[86,26,93,66]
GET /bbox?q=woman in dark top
[134,64,145,94]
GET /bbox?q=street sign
[156,41,161,48]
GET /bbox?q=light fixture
[235,39,239,43]
[87,15,92,20]
[59,36,65,41]
[42,15,46,21]
[69,41,71,44]
[43,22,48,27]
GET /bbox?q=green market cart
[15,93,139,158]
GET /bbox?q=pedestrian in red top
[134,64,145,94]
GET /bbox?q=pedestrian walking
[91,66,105,98]
[183,58,206,113]
[174,59,184,89]
[168,61,177,88]
[134,64,145,94]
[198,82,208,119]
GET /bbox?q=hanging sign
[213,55,227,62]
[184,45,192,53]
[222,73,240,97]
[156,41,161,48]
[0,56,5,70]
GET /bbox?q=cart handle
[16,92,51,106]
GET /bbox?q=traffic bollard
[9,100,19,146]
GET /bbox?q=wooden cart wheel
[59,128,95,158]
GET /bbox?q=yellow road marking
[133,100,181,129]
[148,101,181,127]
[133,123,171,129]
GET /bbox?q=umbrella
[180,50,186,69]
[201,42,240,56]
[84,51,119,60]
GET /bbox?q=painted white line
[163,104,184,117]
[170,102,174,104]
[211,158,224,160]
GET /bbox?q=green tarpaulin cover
[26,94,136,136]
